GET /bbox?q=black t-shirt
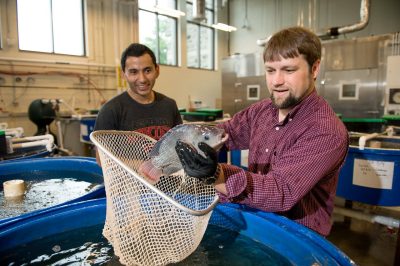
[94,91,182,140]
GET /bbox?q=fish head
[147,123,227,177]
[186,124,226,151]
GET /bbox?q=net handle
[90,130,219,216]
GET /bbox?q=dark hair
[263,26,321,69]
[120,43,158,71]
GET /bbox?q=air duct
[317,0,370,39]
[256,0,370,46]
[192,0,206,22]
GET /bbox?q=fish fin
[138,159,162,185]
[148,124,185,157]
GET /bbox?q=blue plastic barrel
[80,118,96,143]
[337,145,400,206]
[0,156,105,225]
[230,149,248,170]
[0,199,354,265]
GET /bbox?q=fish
[139,124,227,184]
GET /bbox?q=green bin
[342,118,386,133]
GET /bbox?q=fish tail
[138,159,163,185]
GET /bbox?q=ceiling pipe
[256,0,370,46]
[317,0,370,39]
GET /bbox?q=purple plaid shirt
[218,90,349,236]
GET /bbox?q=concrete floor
[327,199,400,266]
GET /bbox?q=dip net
[90,130,219,266]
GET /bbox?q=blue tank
[0,198,354,265]
[337,136,400,206]
[0,156,105,225]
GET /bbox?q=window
[339,82,359,100]
[186,0,215,70]
[247,85,260,100]
[139,0,178,66]
[389,88,400,104]
[16,0,85,56]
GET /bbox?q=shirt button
[289,118,292,121]
[275,127,279,130]
[265,148,269,153]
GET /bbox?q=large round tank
[0,156,105,225]
[0,199,354,265]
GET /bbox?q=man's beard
[270,92,300,109]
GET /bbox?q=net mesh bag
[90,130,219,266]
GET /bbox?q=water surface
[0,224,292,266]
[0,170,102,220]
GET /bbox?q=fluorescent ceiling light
[154,5,185,18]
[212,23,237,32]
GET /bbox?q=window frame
[186,0,216,70]
[138,0,179,67]
[16,0,86,56]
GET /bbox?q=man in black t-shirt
[94,43,182,164]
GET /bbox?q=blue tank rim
[0,199,354,266]
[0,156,105,226]
[349,145,400,155]
[215,203,355,266]
[0,156,101,174]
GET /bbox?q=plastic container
[342,118,386,133]
[0,199,354,266]
[230,149,249,170]
[196,108,224,119]
[181,111,217,122]
[337,141,400,206]
[382,114,400,126]
[0,156,105,225]
[80,117,96,143]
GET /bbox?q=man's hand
[175,140,218,182]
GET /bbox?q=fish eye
[204,135,210,141]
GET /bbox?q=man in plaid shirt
[176,26,349,236]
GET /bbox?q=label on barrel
[80,124,89,138]
[353,159,394,189]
